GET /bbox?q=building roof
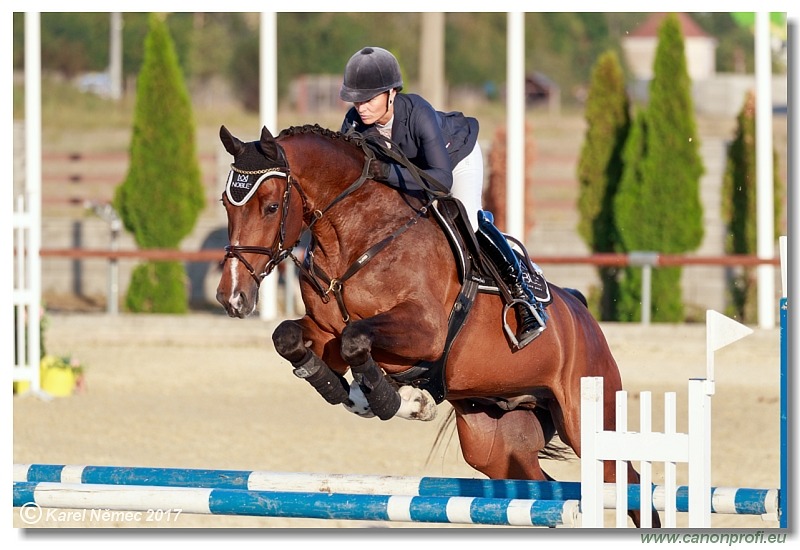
[628,12,711,38]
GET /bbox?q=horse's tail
[425,407,459,468]
[532,407,574,461]
[425,407,574,468]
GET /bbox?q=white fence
[581,377,711,527]
[13,194,41,392]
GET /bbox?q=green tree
[576,50,630,320]
[721,90,784,322]
[114,13,204,313]
[614,13,704,322]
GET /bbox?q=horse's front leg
[271,318,351,406]
[340,306,442,422]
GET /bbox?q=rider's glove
[369,160,392,182]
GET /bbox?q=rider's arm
[381,104,453,192]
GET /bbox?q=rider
[339,46,543,348]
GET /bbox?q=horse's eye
[265,203,280,216]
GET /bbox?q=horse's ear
[220,125,245,157]
[259,126,280,161]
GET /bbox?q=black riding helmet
[339,47,403,103]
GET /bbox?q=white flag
[707,310,753,352]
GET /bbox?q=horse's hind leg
[547,379,662,528]
[451,400,552,480]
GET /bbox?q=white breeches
[450,142,484,232]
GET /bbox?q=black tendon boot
[476,211,545,349]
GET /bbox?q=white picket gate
[580,377,711,527]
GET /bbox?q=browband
[225,167,289,206]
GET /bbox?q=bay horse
[216,124,659,528]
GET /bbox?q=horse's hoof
[342,380,375,418]
[397,386,437,421]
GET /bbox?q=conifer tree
[577,50,630,320]
[114,13,204,313]
[721,90,784,322]
[614,13,704,322]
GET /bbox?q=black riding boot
[476,211,544,349]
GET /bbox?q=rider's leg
[450,142,484,232]
[452,144,542,347]
[475,210,543,349]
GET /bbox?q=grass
[15,76,258,153]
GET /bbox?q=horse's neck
[307,186,407,268]
[284,134,363,210]
[283,134,398,266]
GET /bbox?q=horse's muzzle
[216,286,256,318]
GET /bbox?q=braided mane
[278,124,361,145]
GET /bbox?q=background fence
[35,247,783,323]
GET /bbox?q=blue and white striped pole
[13,481,579,527]
[14,464,779,517]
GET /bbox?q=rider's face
[354,91,393,126]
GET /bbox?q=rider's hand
[369,160,392,182]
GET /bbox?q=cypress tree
[721,90,784,322]
[576,50,630,320]
[114,13,204,313]
[614,13,705,322]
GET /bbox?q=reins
[358,132,452,199]
[304,141,377,230]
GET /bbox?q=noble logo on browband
[225,165,288,206]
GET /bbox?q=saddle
[433,198,552,304]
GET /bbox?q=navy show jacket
[341,93,479,192]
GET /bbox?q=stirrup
[502,298,546,349]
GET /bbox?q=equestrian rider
[339,46,542,348]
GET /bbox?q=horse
[215,124,660,528]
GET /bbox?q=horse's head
[215,125,305,318]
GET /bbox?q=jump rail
[13,301,786,528]
[13,481,579,527]
[14,464,778,517]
